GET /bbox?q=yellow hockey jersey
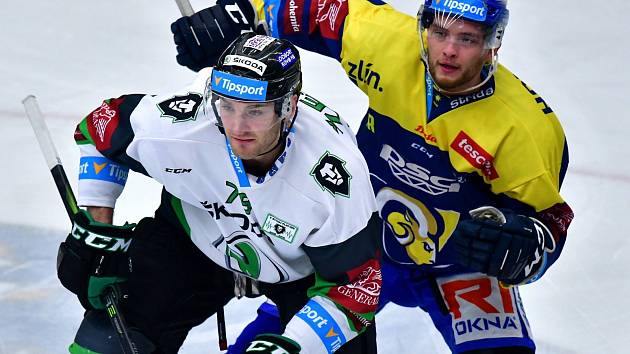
[255,0,572,275]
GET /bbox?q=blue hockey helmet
[417,0,509,94]
[418,0,509,49]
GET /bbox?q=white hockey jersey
[77,68,376,283]
[74,68,380,352]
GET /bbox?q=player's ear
[289,94,299,118]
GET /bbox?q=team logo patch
[261,214,298,243]
[87,98,124,150]
[92,101,115,142]
[224,55,267,76]
[157,93,203,123]
[225,233,262,278]
[310,151,352,197]
[244,35,275,51]
[379,144,460,196]
[451,131,499,180]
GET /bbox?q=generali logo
[450,131,499,180]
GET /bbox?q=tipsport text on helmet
[212,71,268,101]
[435,0,487,20]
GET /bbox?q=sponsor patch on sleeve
[450,131,499,180]
[78,156,128,186]
[327,259,381,314]
[297,300,347,354]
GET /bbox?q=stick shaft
[104,288,138,354]
[217,307,227,350]
[23,95,78,220]
[174,0,195,16]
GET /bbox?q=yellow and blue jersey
[255,0,572,276]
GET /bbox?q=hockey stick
[174,0,195,16]
[172,2,229,349]
[22,95,78,222]
[22,95,138,354]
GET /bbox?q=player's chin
[231,145,255,159]
[432,69,457,85]
[434,77,462,91]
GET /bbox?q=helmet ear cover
[420,11,434,30]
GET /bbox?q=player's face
[426,19,491,92]
[219,98,284,161]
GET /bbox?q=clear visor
[425,22,488,49]
[417,5,501,95]
[417,5,506,51]
[208,92,287,132]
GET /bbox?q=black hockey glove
[171,0,265,72]
[57,209,135,310]
[452,206,555,285]
[244,334,301,354]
